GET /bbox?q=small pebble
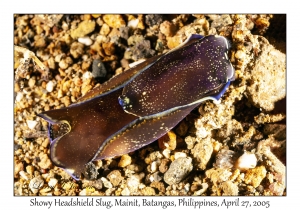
[81,83,93,96]
[92,59,107,80]
[191,138,213,170]
[160,20,177,37]
[100,23,110,35]
[127,18,139,28]
[78,36,93,46]
[184,183,190,192]
[149,172,162,182]
[220,180,239,195]
[46,81,55,93]
[15,92,23,102]
[205,168,232,184]
[84,162,99,180]
[235,50,246,61]
[59,57,73,70]
[244,166,267,188]
[81,60,91,71]
[100,177,113,189]
[103,14,126,28]
[70,42,84,59]
[48,178,58,188]
[119,27,129,40]
[162,149,171,158]
[127,34,144,46]
[28,78,36,88]
[164,157,193,185]
[19,171,30,180]
[26,120,38,130]
[62,181,77,191]
[126,174,141,192]
[26,165,35,175]
[102,42,115,56]
[214,149,236,169]
[159,158,170,173]
[137,15,145,29]
[71,20,96,39]
[107,170,123,187]
[235,152,257,171]
[90,179,103,190]
[141,186,156,195]
[38,153,52,169]
[145,14,163,27]
[150,161,158,172]
[29,176,44,194]
[167,35,183,49]
[41,138,49,148]
[82,71,93,80]
[118,154,132,167]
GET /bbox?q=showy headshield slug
[37,34,235,180]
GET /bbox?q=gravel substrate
[14,14,286,196]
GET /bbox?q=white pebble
[150,161,158,172]
[235,152,257,171]
[127,19,139,28]
[19,171,30,180]
[26,120,38,130]
[48,178,58,188]
[29,176,44,194]
[78,36,93,46]
[162,149,171,158]
[46,81,55,92]
[15,92,23,102]
[100,177,113,189]
[82,71,93,80]
[82,54,89,61]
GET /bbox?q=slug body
[38,34,235,180]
